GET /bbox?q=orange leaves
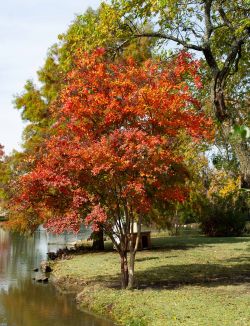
[53,48,210,143]
[85,204,108,232]
[10,49,213,234]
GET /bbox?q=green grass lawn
[52,234,250,326]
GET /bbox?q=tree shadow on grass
[85,236,250,290]
[136,256,161,262]
[225,256,250,263]
[133,261,250,290]
[102,256,250,290]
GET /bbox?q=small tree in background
[200,171,249,236]
[9,49,212,288]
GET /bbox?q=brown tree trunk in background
[218,118,250,189]
[230,137,250,189]
[212,78,250,189]
[203,25,250,189]
[92,228,104,251]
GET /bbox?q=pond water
[0,228,113,326]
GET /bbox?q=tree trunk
[92,228,104,251]
[128,215,142,289]
[230,137,250,189]
[212,73,228,123]
[120,252,129,289]
[128,251,136,289]
[212,80,250,189]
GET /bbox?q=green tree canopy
[111,0,250,187]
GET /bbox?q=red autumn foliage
[9,49,212,288]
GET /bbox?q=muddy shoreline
[50,272,116,325]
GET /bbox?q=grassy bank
[52,234,250,325]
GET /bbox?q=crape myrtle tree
[8,3,155,248]
[10,49,212,289]
[111,0,250,188]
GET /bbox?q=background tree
[14,4,155,155]
[111,0,250,188]
[175,156,249,236]
[199,170,249,236]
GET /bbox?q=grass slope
[52,234,250,325]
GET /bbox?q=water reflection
[0,228,112,326]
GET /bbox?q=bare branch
[184,26,202,39]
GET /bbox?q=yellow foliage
[208,170,240,199]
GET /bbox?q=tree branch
[204,0,213,41]
[203,46,219,76]
[221,35,247,82]
[133,32,203,51]
[218,6,234,32]
[230,45,242,75]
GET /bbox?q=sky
[0,0,101,154]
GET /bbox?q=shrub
[200,193,248,237]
